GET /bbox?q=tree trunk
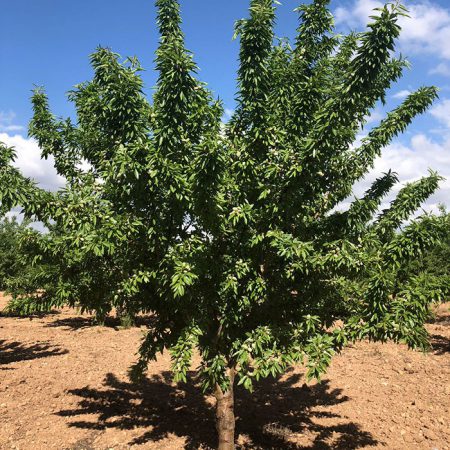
[214,368,236,450]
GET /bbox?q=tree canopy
[0,0,448,447]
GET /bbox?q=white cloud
[429,62,450,77]
[351,133,450,214]
[392,89,411,99]
[334,0,450,60]
[223,108,234,121]
[335,0,382,29]
[0,132,64,191]
[0,111,15,123]
[430,98,450,129]
[0,111,25,133]
[364,108,384,124]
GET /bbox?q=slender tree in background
[0,216,39,291]
[0,0,448,447]
[397,207,450,294]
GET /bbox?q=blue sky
[1,0,450,212]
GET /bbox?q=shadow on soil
[45,315,157,331]
[0,309,59,319]
[433,314,450,325]
[0,339,67,368]
[430,309,450,354]
[58,370,377,450]
[431,334,450,354]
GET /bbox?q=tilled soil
[0,293,449,450]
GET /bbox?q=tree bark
[214,368,236,450]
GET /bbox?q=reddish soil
[0,293,449,450]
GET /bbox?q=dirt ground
[0,293,449,450]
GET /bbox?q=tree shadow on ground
[431,333,450,355]
[0,309,60,319]
[45,315,157,331]
[430,310,450,325]
[44,316,94,330]
[0,339,68,368]
[58,370,377,449]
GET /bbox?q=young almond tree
[0,1,448,448]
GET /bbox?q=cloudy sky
[0,0,449,216]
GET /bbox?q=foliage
[0,216,34,291]
[420,212,450,283]
[0,0,448,445]
[396,208,450,301]
[2,219,137,322]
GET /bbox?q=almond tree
[0,1,448,448]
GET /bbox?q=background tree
[1,219,123,323]
[0,216,37,291]
[395,207,450,299]
[0,1,448,448]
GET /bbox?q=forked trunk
[214,368,236,450]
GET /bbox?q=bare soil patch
[1,293,449,449]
